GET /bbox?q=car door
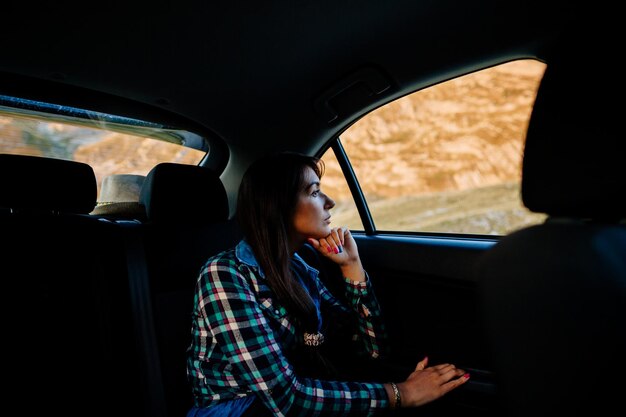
[316,59,547,416]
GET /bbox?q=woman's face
[291,166,336,242]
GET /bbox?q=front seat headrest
[521,23,626,220]
[0,153,96,214]
[139,162,228,224]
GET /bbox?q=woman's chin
[310,228,331,240]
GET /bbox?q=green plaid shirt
[186,240,390,416]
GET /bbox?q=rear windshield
[0,94,206,204]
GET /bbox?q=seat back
[0,154,142,416]
[138,162,242,417]
[476,14,626,416]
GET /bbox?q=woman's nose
[325,194,336,209]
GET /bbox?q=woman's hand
[307,226,357,263]
[391,357,470,408]
[307,226,365,281]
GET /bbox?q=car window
[0,95,206,206]
[321,59,548,235]
[319,146,363,230]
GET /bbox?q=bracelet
[389,382,402,409]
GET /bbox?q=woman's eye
[311,190,320,197]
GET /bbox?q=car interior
[1,1,623,416]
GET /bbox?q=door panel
[354,233,498,415]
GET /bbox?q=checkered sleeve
[197,258,389,416]
[319,271,388,359]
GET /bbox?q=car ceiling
[1,1,569,164]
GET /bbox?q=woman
[186,152,469,416]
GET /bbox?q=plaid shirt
[187,240,390,416]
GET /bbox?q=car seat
[475,14,626,416]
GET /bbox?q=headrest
[521,13,626,219]
[0,154,96,214]
[139,162,228,224]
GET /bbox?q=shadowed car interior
[1,1,623,416]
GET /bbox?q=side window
[321,59,547,235]
[320,147,362,230]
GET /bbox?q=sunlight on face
[291,166,335,243]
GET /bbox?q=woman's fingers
[438,367,465,381]
[318,237,334,254]
[308,237,334,254]
[337,226,346,246]
[328,228,345,250]
[307,238,321,250]
[318,228,344,254]
[430,363,451,370]
[401,360,470,408]
[415,356,428,371]
[413,361,466,384]
[426,364,465,380]
[309,227,355,258]
[440,372,470,393]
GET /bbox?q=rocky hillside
[320,59,548,233]
[322,59,547,201]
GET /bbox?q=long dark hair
[236,151,325,335]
